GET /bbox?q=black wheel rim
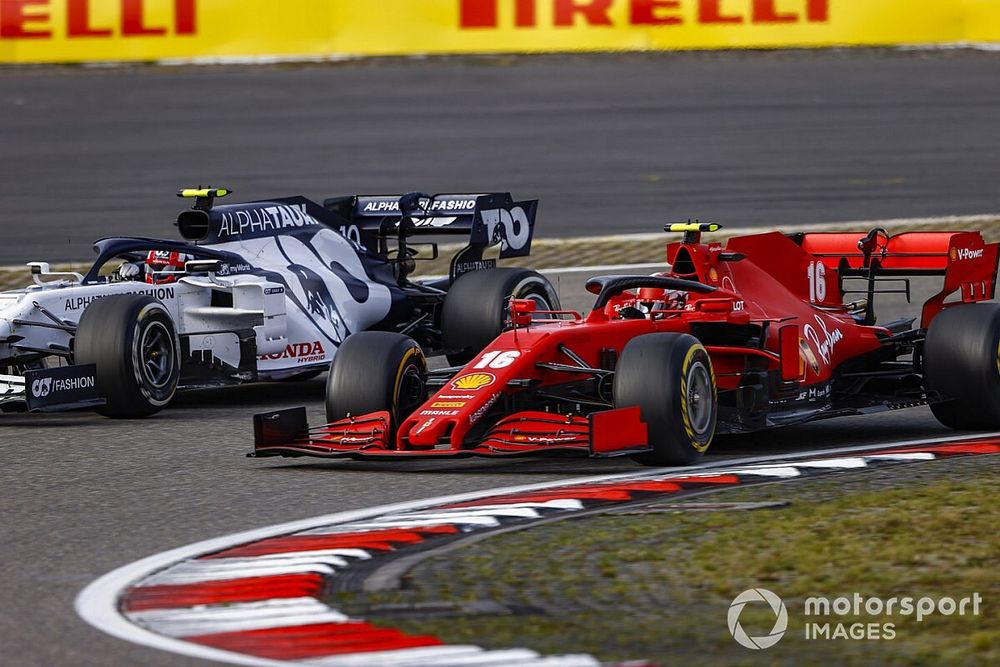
[686,360,713,436]
[396,363,425,418]
[140,321,174,389]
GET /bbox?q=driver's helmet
[145,250,191,285]
[635,287,665,313]
[635,287,687,314]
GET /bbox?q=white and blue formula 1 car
[0,189,558,418]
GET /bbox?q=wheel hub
[139,321,174,390]
[686,361,712,436]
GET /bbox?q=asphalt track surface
[0,259,982,667]
[2,50,1000,264]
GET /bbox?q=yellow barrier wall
[1,1,999,64]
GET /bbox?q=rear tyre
[924,303,1000,429]
[614,333,717,466]
[325,332,427,426]
[442,268,560,366]
[75,295,180,419]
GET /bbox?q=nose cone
[0,292,31,346]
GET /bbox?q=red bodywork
[253,228,999,460]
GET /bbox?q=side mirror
[27,262,84,286]
[509,298,537,327]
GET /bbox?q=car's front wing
[0,365,106,414]
[0,374,25,410]
[250,407,652,460]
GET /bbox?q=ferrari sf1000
[254,222,1000,466]
[0,189,557,418]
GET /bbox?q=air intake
[176,210,211,242]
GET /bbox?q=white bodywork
[0,226,396,410]
[210,228,394,373]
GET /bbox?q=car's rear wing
[796,229,1000,327]
[327,193,486,234]
[324,192,537,253]
[324,192,538,281]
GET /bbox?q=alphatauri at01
[0,189,557,418]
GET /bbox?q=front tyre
[325,332,427,427]
[442,268,560,366]
[614,333,717,466]
[924,303,1000,429]
[75,295,180,419]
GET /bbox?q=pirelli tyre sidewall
[924,302,1000,429]
[325,331,427,428]
[75,295,180,419]
[615,332,717,466]
[441,268,560,366]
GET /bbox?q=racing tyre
[325,332,427,427]
[75,295,180,419]
[614,333,717,466]
[924,303,1000,429]
[442,268,560,366]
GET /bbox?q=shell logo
[709,267,719,283]
[451,373,496,391]
[950,247,958,262]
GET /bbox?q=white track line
[142,558,349,586]
[712,465,802,478]
[410,213,1000,279]
[538,214,1000,275]
[76,430,1000,667]
[128,598,350,637]
[865,452,936,462]
[74,44,1000,67]
[303,646,599,667]
[542,262,666,275]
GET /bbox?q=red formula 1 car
[252,223,1000,466]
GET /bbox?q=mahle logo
[728,589,788,650]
